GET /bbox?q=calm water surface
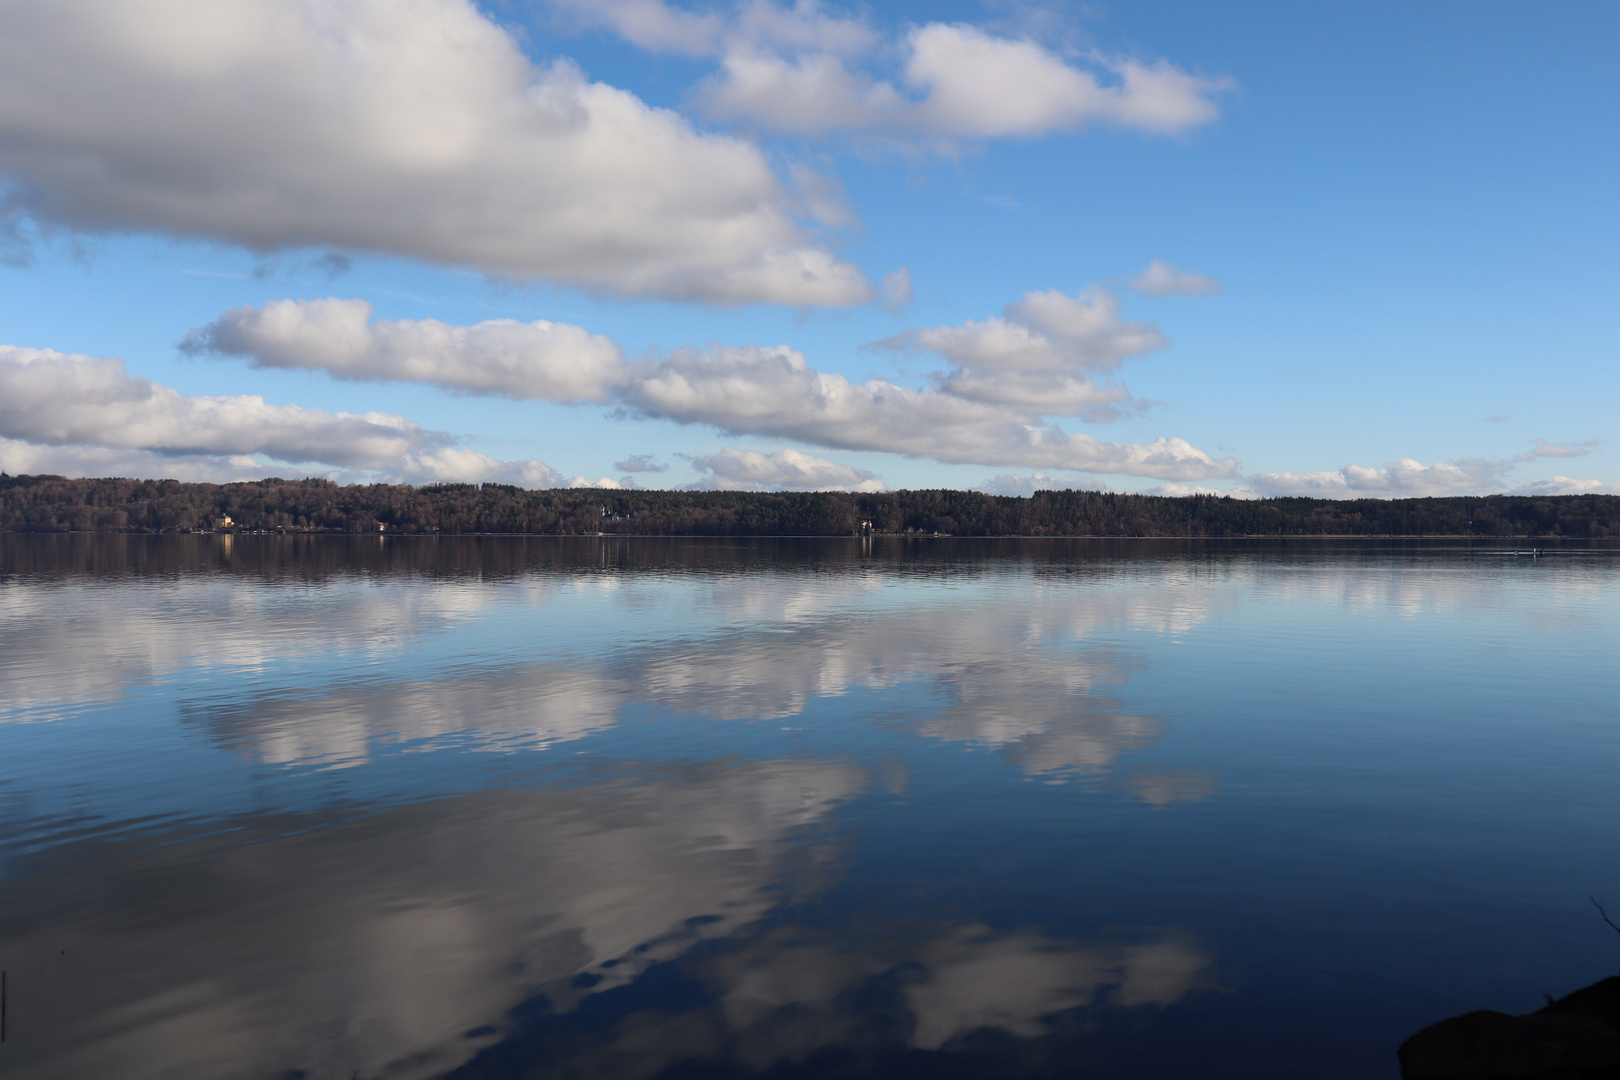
[2,535,1618,1079]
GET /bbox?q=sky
[0,0,1615,497]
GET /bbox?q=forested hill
[1,474,1617,537]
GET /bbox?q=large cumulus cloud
[0,0,870,305]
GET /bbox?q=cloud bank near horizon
[178,300,1617,496]
[0,346,627,488]
[687,447,884,492]
[188,297,1236,482]
[4,340,1603,496]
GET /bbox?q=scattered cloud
[11,334,1230,488]
[547,1,1231,144]
[550,0,876,59]
[190,294,1231,481]
[976,472,1103,497]
[1243,457,1511,498]
[0,439,306,485]
[0,345,440,468]
[1483,415,1511,424]
[881,287,1162,420]
[0,0,870,305]
[0,345,574,486]
[183,299,626,403]
[570,475,637,489]
[1505,476,1620,496]
[1129,259,1220,296]
[551,0,730,56]
[615,453,669,473]
[621,344,1234,480]
[880,267,914,312]
[0,437,573,491]
[904,28,1231,138]
[689,447,884,491]
[1143,483,1252,498]
[1518,437,1600,460]
[906,288,1165,372]
[692,18,1232,142]
[400,449,571,488]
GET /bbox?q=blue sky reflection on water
[1,536,1619,1079]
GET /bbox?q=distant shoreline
[3,474,1617,538]
[1,531,1597,541]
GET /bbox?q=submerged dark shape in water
[1399,976,1620,1079]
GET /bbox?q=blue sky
[0,0,1615,496]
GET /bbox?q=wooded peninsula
[3,473,1617,537]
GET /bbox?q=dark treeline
[3,473,1619,537]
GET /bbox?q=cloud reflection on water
[497,924,1214,1079]
[0,753,1211,1080]
[0,575,490,720]
[179,600,1166,784]
[713,924,1212,1055]
[0,758,866,1079]
[0,545,1232,1077]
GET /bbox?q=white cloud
[0,439,305,484]
[700,48,909,133]
[0,0,869,305]
[1520,437,1600,459]
[1129,259,1220,296]
[0,345,575,487]
[786,162,860,228]
[0,346,440,468]
[553,0,728,56]
[189,289,1231,480]
[731,0,877,56]
[1505,476,1620,496]
[975,472,1103,497]
[693,19,1232,141]
[184,299,626,402]
[551,0,876,59]
[615,454,669,473]
[1244,458,1511,498]
[400,448,568,488]
[905,27,1228,138]
[621,344,1234,480]
[569,475,636,489]
[1144,483,1252,498]
[888,287,1161,420]
[911,289,1164,372]
[690,447,884,491]
[880,267,914,311]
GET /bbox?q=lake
[2,534,1618,1079]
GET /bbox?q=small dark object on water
[1399,976,1620,1079]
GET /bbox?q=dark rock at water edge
[1400,977,1620,1079]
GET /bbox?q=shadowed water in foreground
[1,535,1618,1078]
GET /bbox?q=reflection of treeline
[3,474,1619,536]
